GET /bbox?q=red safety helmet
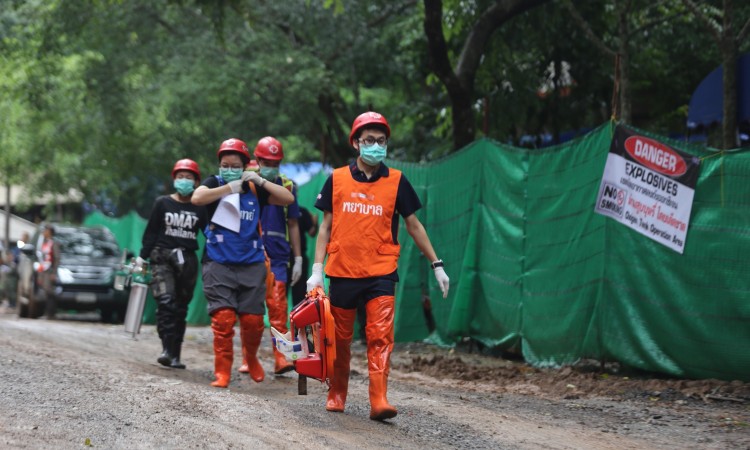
[349,111,391,146]
[246,159,260,172]
[171,158,201,181]
[254,136,284,161]
[217,138,250,163]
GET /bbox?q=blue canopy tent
[687,53,750,141]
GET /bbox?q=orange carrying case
[289,287,336,383]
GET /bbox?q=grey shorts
[202,260,267,315]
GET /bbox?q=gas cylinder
[123,260,151,338]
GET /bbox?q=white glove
[306,262,324,292]
[241,170,262,185]
[434,267,450,299]
[135,256,146,269]
[291,256,303,286]
[228,179,244,193]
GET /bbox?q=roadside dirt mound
[393,347,750,404]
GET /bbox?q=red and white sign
[595,126,701,254]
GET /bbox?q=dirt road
[1,312,748,449]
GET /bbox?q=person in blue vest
[191,138,294,388]
[250,136,302,375]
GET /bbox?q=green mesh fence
[90,122,750,380]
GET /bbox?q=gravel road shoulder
[0,313,748,449]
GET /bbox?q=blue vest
[260,175,296,282]
[261,202,291,260]
[204,177,265,265]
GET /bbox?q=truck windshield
[56,228,120,258]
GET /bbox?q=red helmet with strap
[254,136,284,161]
[217,138,250,163]
[349,111,391,146]
[171,159,201,181]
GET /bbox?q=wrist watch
[430,259,444,269]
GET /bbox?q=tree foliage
[0,0,747,217]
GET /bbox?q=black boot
[169,340,186,369]
[158,336,174,367]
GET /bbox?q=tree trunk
[720,0,739,149]
[424,0,550,151]
[317,93,349,166]
[451,93,475,150]
[617,8,631,124]
[721,38,738,149]
[423,0,475,150]
[682,0,743,149]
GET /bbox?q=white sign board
[595,126,702,254]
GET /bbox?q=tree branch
[561,0,616,57]
[323,0,418,65]
[738,15,750,42]
[629,10,688,39]
[681,0,722,43]
[455,0,550,87]
[423,0,463,93]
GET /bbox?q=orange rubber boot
[239,313,266,382]
[238,345,250,373]
[326,306,357,412]
[268,280,294,375]
[210,308,236,388]
[240,258,275,373]
[366,296,397,420]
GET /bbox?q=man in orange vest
[306,111,450,421]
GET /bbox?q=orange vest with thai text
[325,166,401,278]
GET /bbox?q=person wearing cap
[306,111,450,421]
[239,136,301,376]
[138,159,208,369]
[192,138,294,388]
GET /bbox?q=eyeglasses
[358,136,388,146]
[257,158,281,168]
